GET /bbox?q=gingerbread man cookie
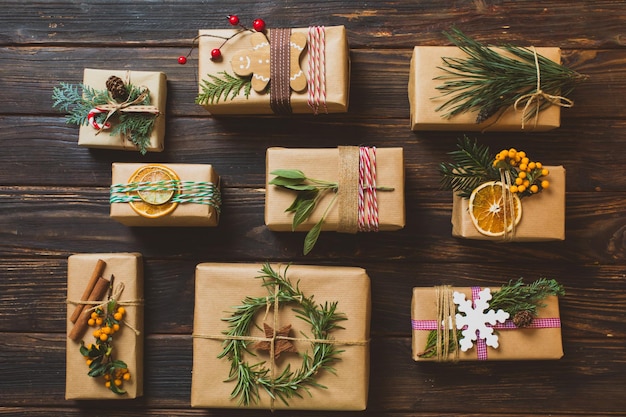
[231,31,307,93]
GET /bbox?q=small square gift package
[196,23,349,115]
[66,253,143,399]
[441,139,565,241]
[110,163,221,227]
[408,29,587,131]
[191,262,370,410]
[265,146,405,254]
[52,69,167,153]
[411,279,564,361]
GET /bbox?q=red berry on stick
[178,56,187,65]
[211,48,222,60]
[228,15,240,26]
[252,18,266,32]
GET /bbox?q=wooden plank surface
[2,1,626,416]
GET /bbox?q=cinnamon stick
[69,259,106,323]
[68,276,110,341]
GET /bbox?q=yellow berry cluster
[493,148,550,196]
[80,304,131,395]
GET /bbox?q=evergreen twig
[196,71,253,105]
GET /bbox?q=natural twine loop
[499,169,517,242]
[513,46,574,129]
[435,285,459,362]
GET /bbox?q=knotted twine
[513,46,574,129]
[498,169,517,242]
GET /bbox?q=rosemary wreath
[218,262,346,407]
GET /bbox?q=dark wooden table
[2,1,626,416]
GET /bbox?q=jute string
[435,285,459,362]
[270,28,293,115]
[337,146,360,233]
[498,169,517,242]
[514,46,574,129]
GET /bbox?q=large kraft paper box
[66,253,143,399]
[409,46,562,131]
[198,26,349,114]
[79,69,166,152]
[265,147,405,231]
[191,263,370,410]
[412,286,563,361]
[452,166,565,241]
[110,163,220,227]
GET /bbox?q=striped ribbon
[358,146,379,232]
[306,26,327,114]
[110,180,221,212]
[411,286,561,360]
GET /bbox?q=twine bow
[513,46,574,129]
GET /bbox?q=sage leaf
[270,169,306,179]
[303,219,324,255]
[285,189,318,212]
[292,198,316,230]
[269,176,307,187]
[282,184,317,191]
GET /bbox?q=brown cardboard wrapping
[191,263,370,410]
[110,163,220,227]
[265,147,405,231]
[409,46,562,131]
[411,286,563,361]
[197,26,349,114]
[451,165,565,241]
[66,253,144,399]
[78,69,166,152]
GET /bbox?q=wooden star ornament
[251,323,298,359]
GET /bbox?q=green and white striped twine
[110,179,221,213]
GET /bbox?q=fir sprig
[52,82,157,154]
[196,71,253,105]
[218,263,346,406]
[435,28,587,123]
[439,136,498,198]
[418,278,564,358]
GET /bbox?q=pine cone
[475,104,499,124]
[106,75,129,102]
[513,310,535,328]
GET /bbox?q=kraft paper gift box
[191,263,370,410]
[110,163,221,227]
[197,25,349,115]
[79,69,166,152]
[408,46,562,131]
[411,286,563,361]
[265,147,405,233]
[452,166,565,241]
[66,253,143,399]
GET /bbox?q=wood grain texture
[2,0,626,416]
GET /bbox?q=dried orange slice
[468,181,522,237]
[127,164,180,218]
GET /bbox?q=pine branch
[195,71,253,105]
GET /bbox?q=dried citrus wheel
[468,181,522,237]
[127,164,180,218]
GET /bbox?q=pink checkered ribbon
[358,147,379,232]
[411,286,561,360]
[306,26,327,115]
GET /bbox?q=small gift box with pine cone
[196,23,349,115]
[408,29,586,132]
[411,279,564,361]
[191,262,370,410]
[53,69,167,153]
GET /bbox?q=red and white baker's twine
[307,26,327,114]
[87,108,111,130]
[358,147,379,232]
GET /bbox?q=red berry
[252,19,266,32]
[228,15,240,26]
[210,48,222,60]
[178,56,187,65]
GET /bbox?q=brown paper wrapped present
[409,46,562,131]
[452,166,565,241]
[79,69,166,152]
[110,163,221,227]
[66,253,143,399]
[265,147,405,233]
[412,285,563,361]
[197,26,349,115]
[191,263,370,410]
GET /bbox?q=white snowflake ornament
[453,288,510,352]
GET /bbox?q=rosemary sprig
[196,71,253,105]
[218,263,346,406]
[435,28,587,123]
[418,278,565,358]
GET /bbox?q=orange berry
[523,180,530,187]
[99,333,108,342]
[528,162,536,170]
[517,185,526,193]
[123,372,131,381]
[510,185,519,193]
[114,379,123,387]
[117,307,125,315]
[518,171,527,179]
[541,180,550,189]
[518,151,526,159]
[105,381,111,388]
[113,324,120,332]
[86,359,93,366]
[104,374,111,381]
[541,168,549,176]
[90,312,99,319]
[113,312,123,321]
[536,162,543,169]
[102,326,112,335]
[93,329,101,338]
[87,318,96,327]
[519,163,528,171]
[515,177,523,185]
[530,184,539,193]
[95,318,103,326]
